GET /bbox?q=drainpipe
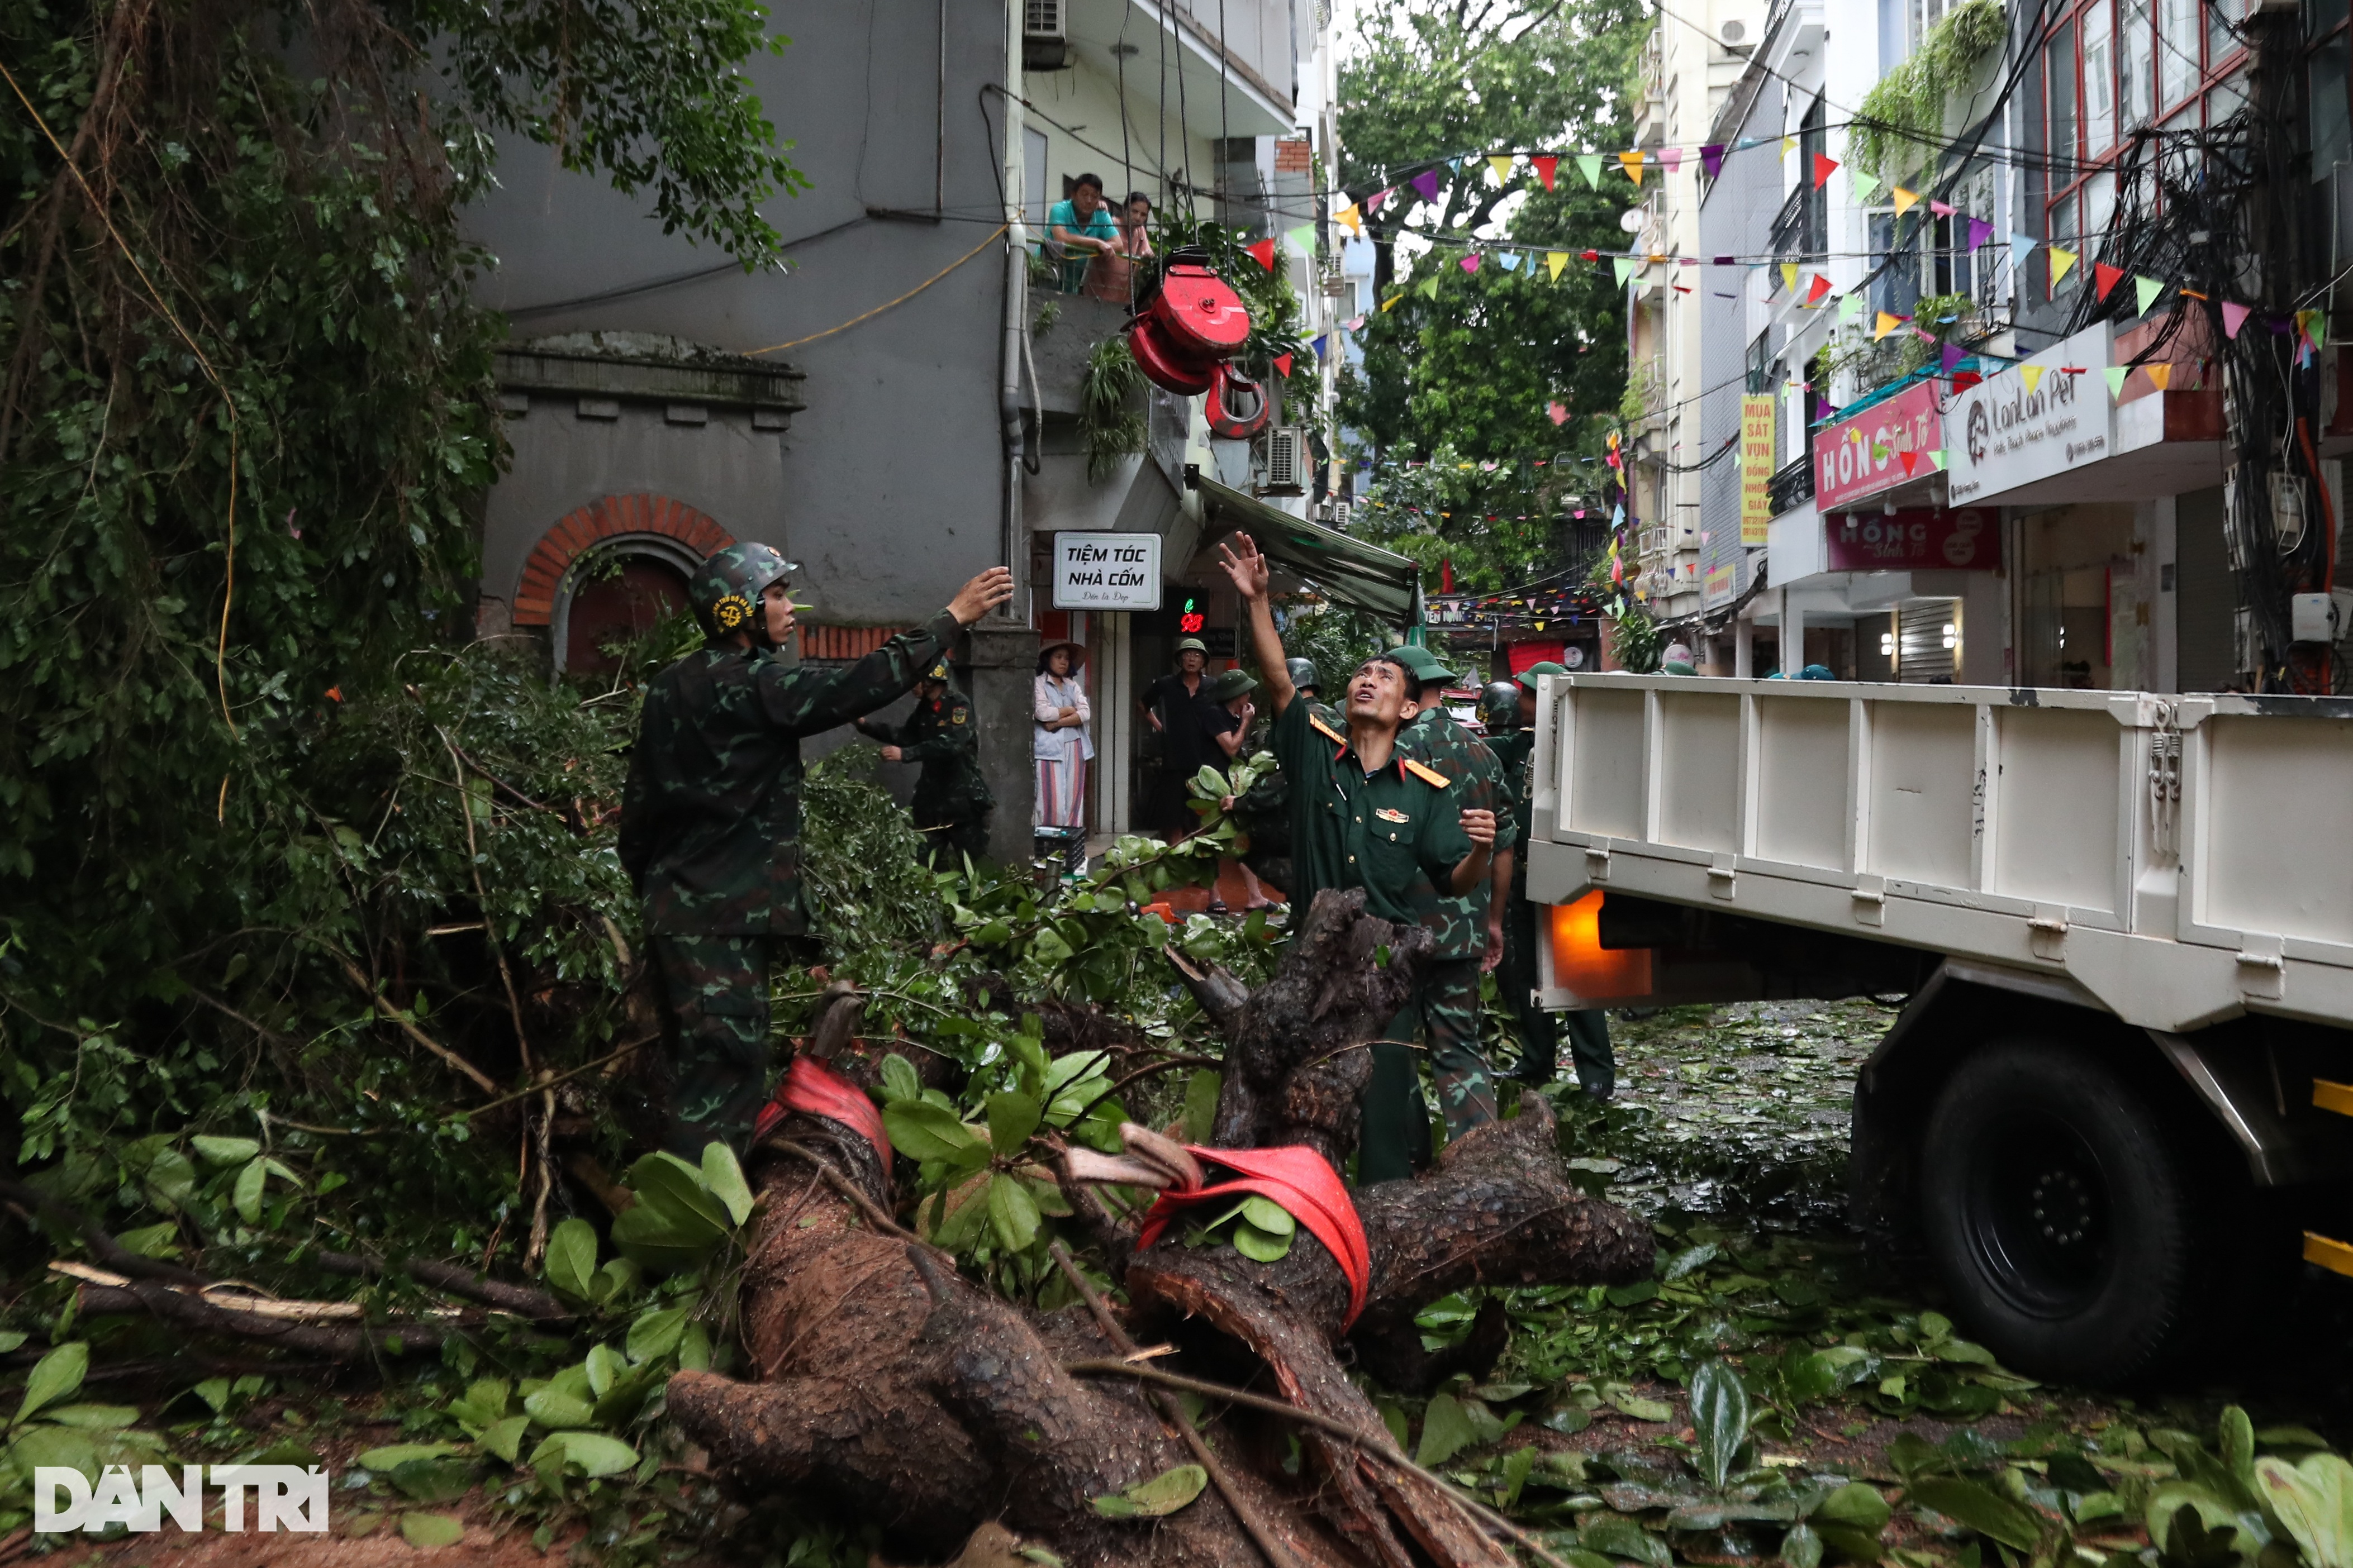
[999,0,1028,611]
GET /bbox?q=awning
[1186,471,1423,623]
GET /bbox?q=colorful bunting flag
[1899,451,1919,475]
[1499,251,1522,271]
[1812,152,1839,189]
[1807,273,1832,304]
[1247,237,1277,271]
[2103,367,2128,399]
[2093,261,2125,300]
[1926,449,1946,469]
[2048,245,2079,287]
[1967,217,1994,250]
[1412,169,1442,202]
[1334,202,1363,236]
[1839,293,1862,323]
[1780,136,1796,158]
[1940,343,1965,374]
[1851,170,1881,202]
[1365,188,1390,212]
[1613,256,1637,285]
[1875,311,1903,340]
[1548,401,1570,425]
[1461,252,1481,272]
[2021,365,2046,393]
[1275,352,1294,378]
[1577,153,1604,188]
[1488,154,1516,183]
[1891,187,1920,216]
[1533,155,1558,190]
[1700,143,1727,178]
[2147,363,2173,390]
[1287,223,1314,252]
[1929,198,1956,218]
[1381,292,1404,312]
[2010,233,2039,273]
[2134,275,2162,316]
[1662,148,1684,174]
[1781,261,1799,292]
[1547,251,1569,280]
[1344,315,1365,331]
[2299,308,2326,349]
[1620,150,1647,185]
[2222,299,2251,337]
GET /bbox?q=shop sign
[1740,394,1775,545]
[1944,326,2112,504]
[1703,563,1736,607]
[1813,380,1942,512]
[1826,508,2002,571]
[1052,532,1162,610]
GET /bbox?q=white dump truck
[1522,673,2353,1384]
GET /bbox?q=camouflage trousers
[1359,957,1499,1185]
[1501,892,1614,1097]
[914,792,991,862]
[650,933,786,1159]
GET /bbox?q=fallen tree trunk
[668,890,1654,1567]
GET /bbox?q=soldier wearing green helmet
[619,546,1014,1156]
[857,657,993,862]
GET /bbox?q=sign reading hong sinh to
[1944,325,2113,504]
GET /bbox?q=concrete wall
[464,0,1042,859]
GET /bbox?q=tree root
[668,891,1657,1566]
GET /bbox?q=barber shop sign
[34,1464,329,1533]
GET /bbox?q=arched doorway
[510,494,735,673]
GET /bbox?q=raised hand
[948,567,1016,626]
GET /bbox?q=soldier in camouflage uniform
[1215,537,1499,1186]
[856,659,994,861]
[1490,662,1615,1098]
[1230,656,1318,896]
[618,545,1013,1155]
[1373,645,1509,1174]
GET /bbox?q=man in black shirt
[1139,636,1212,838]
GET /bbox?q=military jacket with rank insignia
[1272,698,1473,935]
[856,687,994,821]
[1396,704,1506,959]
[619,610,961,936]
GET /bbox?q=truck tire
[1918,1041,2199,1384]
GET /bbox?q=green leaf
[1416,1392,1479,1467]
[1689,1359,1752,1491]
[1580,1515,1674,1566]
[400,1512,465,1549]
[700,1141,756,1226]
[529,1430,640,1479]
[1502,1445,1537,1508]
[584,1343,626,1398]
[145,1148,197,1210]
[481,1416,530,1465]
[522,1365,595,1429]
[1606,1388,1673,1423]
[16,1342,87,1423]
[1238,1196,1295,1236]
[1091,1462,1208,1518]
[191,1135,262,1166]
[610,1200,724,1274]
[544,1217,600,1302]
[39,1403,136,1430]
[1907,1477,2047,1551]
[1660,1241,1719,1281]
[359,1442,462,1472]
[1030,928,1075,963]
[233,1156,269,1224]
[932,1184,992,1253]
[883,1099,982,1161]
[1817,1483,1893,1536]
[879,1053,924,1104]
[389,1457,473,1504]
[6,1424,96,1481]
[626,1307,689,1364]
[1783,1522,1825,1568]
[987,1092,1043,1155]
[447,1379,512,1432]
[1232,1220,1294,1262]
[625,1151,732,1235]
[1182,1070,1222,1142]
[987,1172,1041,1252]
[2220,1407,2257,1491]
[2254,1454,2353,1568]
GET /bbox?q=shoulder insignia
[1309,713,1348,747]
[950,706,968,724]
[1402,758,1451,789]
[1374,807,1410,823]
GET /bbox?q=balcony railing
[1769,183,1828,268]
[1767,455,1814,516]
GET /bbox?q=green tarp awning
[1187,474,1423,624]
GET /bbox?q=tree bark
[667,890,1654,1566]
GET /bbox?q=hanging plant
[1847,0,2009,185]
[1079,336,1148,483]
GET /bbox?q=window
[1872,211,1921,315]
[2084,0,2117,152]
[2159,0,2198,107]
[2047,29,2078,164]
[2120,0,2154,132]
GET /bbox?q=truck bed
[1522,675,2353,1035]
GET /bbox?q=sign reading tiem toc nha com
[1052,532,1162,612]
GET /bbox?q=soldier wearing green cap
[1495,660,1614,1099]
[1216,535,1500,1185]
[1373,644,1511,1176]
[857,657,994,861]
[619,547,1014,1155]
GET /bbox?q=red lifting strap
[754,1057,892,1173]
[1136,1145,1372,1328]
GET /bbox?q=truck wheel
[1918,1041,2199,1384]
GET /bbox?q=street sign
[1051,532,1162,611]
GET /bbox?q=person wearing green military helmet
[858,656,993,864]
[620,552,1013,1159]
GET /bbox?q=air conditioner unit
[1023,0,1072,69]
[1263,426,1306,494]
[1328,501,1351,530]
